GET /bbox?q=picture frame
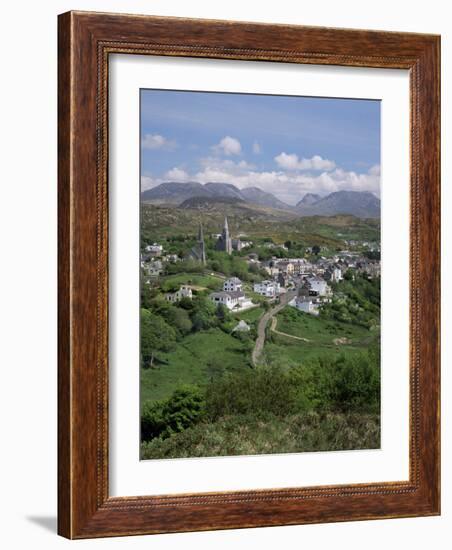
[58,10,440,539]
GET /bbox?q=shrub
[290,347,380,414]
[205,366,298,421]
[160,306,193,337]
[141,385,206,441]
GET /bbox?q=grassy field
[232,305,264,324]
[289,215,380,244]
[264,337,368,365]
[159,272,224,292]
[276,307,372,344]
[140,328,252,407]
[262,306,377,365]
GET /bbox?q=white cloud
[187,156,379,205]
[252,141,261,154]
[369,164,381,176]
[142,133,176,150]
[165,167,190,182]
[141,175,158,191]
[274,152,336,171]
[212,136,242,156]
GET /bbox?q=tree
[231,257,249,281]
[141,309,176,368]
[161,306,193,337]
[179,296,194,310]
[215,303,230,323]
[140,278,157,310]
[190,296,217,331]
[160,386,205,437]
[364,250,381,260]
[312,245,321,255]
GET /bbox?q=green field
[140,328,252,406]
[264,337,368,365]
[159,272,224,292]
[232,305,264,324]
[276,307,372,343]
[263,306,378,365]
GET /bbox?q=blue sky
[141,89,380,205]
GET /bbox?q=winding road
[251,289,297,366]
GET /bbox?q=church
[188,217,240,264]
[215,216,233,254]
[187,222,207,265]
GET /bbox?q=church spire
[197,220,206,265]
[198,220,204,242]
[222,216,232,254]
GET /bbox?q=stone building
[188,221,207,265]
[216,216,233,254]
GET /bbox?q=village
[141,215,381,322]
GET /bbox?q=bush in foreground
[140,411,380,459]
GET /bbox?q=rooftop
[225,277,242,284]
[210,291,245,299]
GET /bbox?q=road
[251,289,297,366]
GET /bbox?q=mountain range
[295,190,380,218]
[141,181,380,218]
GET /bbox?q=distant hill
[203,182,245,200]
[296,191,380,218]
[142,181,293,211]
[142,182,380,219]
[297,193,321,206]
[180,196,247,208]
[141,181,210,205]
[240,186,291,210]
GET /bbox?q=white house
[223,277,243,292]
[145,243,163,256]
[289,296,319,316]
[209,291,253,311]
[307,276,330,297]
[165,285,193,303]
[253,280,280,298]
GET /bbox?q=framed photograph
[58,11,440,538]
